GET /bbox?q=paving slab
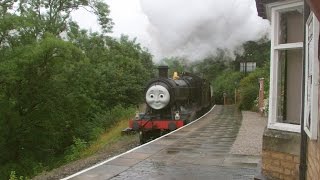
[63,105,264,180]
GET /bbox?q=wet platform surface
[64,105,261,180]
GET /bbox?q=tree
[190,49,231,81]
[0,0,113,49]
[93,35,154,108]
[0,35,95,177]
[234,38,270,71]
[0,1,156,178]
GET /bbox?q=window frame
[268,1,304,133]
[304,13,319,140]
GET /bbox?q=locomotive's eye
[150,94,154,98]
[159,94,164,98]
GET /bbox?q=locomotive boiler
[128,66,212,143]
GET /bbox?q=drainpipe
[299,1,309,180]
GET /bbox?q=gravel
[230,111,267,156]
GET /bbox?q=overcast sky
[71,0,270,62]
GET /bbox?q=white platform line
[61,105,216,180]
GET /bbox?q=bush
[238,63,269,110]
[9,171,28,180]
[239,85,258,110]
[212,71,243,104]
[64,138,87,162]
[8,171,29,180]
[64,105,135,162]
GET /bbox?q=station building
[255,0,320,179]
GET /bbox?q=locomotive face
[146,85,170,110]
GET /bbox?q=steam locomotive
[128,66,212,143]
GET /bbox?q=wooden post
[259,78,264,116]
[223,92,227,105]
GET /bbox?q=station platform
[62,105,267,180]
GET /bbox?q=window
[240,62,256,72]
[268,1,304,132]
[304,13,319,140]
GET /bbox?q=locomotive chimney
[158,65,169,78]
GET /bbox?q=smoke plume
[140,0,270,61]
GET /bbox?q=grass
[80,119,136,158]
[30,119,139,180]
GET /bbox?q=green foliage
[73,34,154,109]
[239,85,258,110]
[182,39,270,109]
[233,38,270,72]
[0,0,113,48]
[9,171,29,180]
[0,1,154,178]
[191,50,231,81]
[64,138,88,162]
[9,171,25,180]
[0,33,153,178]
[238,62,270,110]
[212,71,243,104]
[1,35,91,177]
[64,105,134,162]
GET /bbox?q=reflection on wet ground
[68,105,261,180]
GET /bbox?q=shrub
[64,137,88,162]
[239,85,258,110]
[212,71,243,104]
[9,171,29,180]
[63,105,135,163]
[238,63,269,110]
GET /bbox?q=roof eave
[255,0,268,19]
[255,0,288,20]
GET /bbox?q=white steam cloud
[140,0,270,61]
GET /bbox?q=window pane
[276,49,303,124]
[246,62,256,72]
[239,62,256,72]
[278,6,303,44]
[240,62,245,72]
